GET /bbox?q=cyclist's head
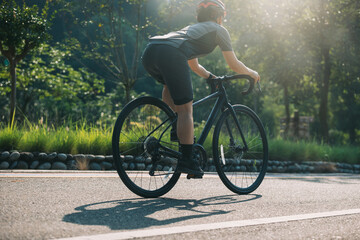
[197,0,226,23]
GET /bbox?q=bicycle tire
[112,96,181,198]
[213,105,268,194]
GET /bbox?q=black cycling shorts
[141,44,193,105]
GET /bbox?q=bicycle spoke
[246,136,261,146]
[113,97,180,198]
[214,105,268,194]
[120,146,141,155]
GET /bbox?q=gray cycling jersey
[149,21,233,59]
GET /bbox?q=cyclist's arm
[188,58,213,79]
[222,51,260,82]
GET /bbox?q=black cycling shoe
[176,157,204,177]
[187,174,203,179]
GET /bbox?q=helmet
[197,0,226,18]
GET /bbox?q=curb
[0,151,359,174]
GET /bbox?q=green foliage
[74,125,112,155]
[0,43,106,124]
[46,128,76,153]
[18,127,49,153]
[269,139,324,162]
[56,0,150,104]
[0,0,52,55]
[268,138,360,164]
[0,0,53,123]
[329,0,360,144]
[0,121,112,155]
[1,0,359,150]
[0,123,358,164]
[0,125,22,151]
[327,145,360,164]
[226,0,343,139]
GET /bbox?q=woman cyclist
[141,0,260,177]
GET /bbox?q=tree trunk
[283,83,290,136]
[131,3,141,81]
[349,126,356,145]
[317,0,331,143]
[125,83,131,104]
[319,46,330,142]
[9,61,17,125]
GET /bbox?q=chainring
[193,144,208,170]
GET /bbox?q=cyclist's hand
[207,73,217,79]
[249,70,260,83]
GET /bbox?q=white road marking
[57,209,360,240]
[0,171,222,178]
[0,171,119,178]
[0,171,358,179]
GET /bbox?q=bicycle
[112,74,268,198]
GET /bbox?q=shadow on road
[63,194,261,230]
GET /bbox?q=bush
[0,126,21,151]
[18,128,48,152]
[46,128,76,153]
[0,123,358,164]
[70,126,112,155]
[269,138,359,164]
[327,146,360,165]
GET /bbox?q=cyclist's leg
[162,86,179,142]
[174,102,203,176]
[174,102,193,144]
[162,85,175,111]
[144,45,203,176]
[156,45,193,143]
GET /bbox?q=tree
[227,0,308,137]
[0,42,106,125]
[58,0,149,104]
[298,0,343,142]
[330,0,360,144]
[316,0,332,142]
[0,0,52,124]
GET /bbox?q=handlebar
[210,74,259,95]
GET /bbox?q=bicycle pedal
[186,174,203,179]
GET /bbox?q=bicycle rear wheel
[213,105,268,194]
[112,96,180,198]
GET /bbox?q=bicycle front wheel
[213,105,268,194]
[112,96,180,198]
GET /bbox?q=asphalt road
[1,171,359,240]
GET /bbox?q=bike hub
[143,136,159,156]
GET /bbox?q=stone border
[0,151,359,174]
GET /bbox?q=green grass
[0,126,22,151]
[18,127,49,152]
[0,123,359,164]
[327,145,360,164]
[74,127,112,155]
[268,138,360,164]
[46,128,76,153]
[0,122,112,155]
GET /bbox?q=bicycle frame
[157,81,249,159]
[193,83,248,150]
[193,87,227,145]
[113,74,267,197]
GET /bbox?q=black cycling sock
[180,144,193,160]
